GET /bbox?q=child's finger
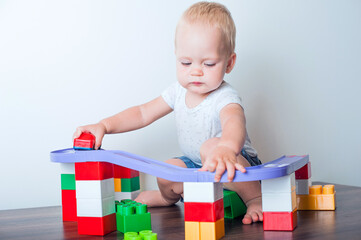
[214,161,225,182]
[225,161,236,182]
[73,127,83,140]
[235,163,246,173]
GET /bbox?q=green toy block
[223,189,247,219]
[61,174,76,190]
[124,230,157,240]
[121,176,140,192]
[116,200,152,233]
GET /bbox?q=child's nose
[190,67,204,76]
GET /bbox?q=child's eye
[181,62,191,66]
[205,63,216,67]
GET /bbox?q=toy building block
[185,221,200,240]
[114,165,139,178]
[183,182,223,203]
[76,178,115,199]
[121,176,140,192]
[115,190,140,201]
[73,132,95,150]
[261,173,295,193]
[75,162,114,180]
[77,196,115,217]
[185,219,225,240]
[61,174,76,190]
[77,213,116,235]
[295,162,311,179]
[60,162,75,174]
[297,184,336,210]
[263,208,297,231]
[61,189,77,221]
[124,231,158,240]
[223,189,247,219]
[200,218,225,240]
[262,186,297,212]
[296,179,312,194]
[114,178,122,192]
[116,200,152,233]
[184,198,224,222]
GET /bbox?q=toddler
[73,2,263,224]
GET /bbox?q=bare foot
[242,196,263,224]
[134,190,178,207]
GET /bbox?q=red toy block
[184,198,224,222]
[73,132,95,150]
[263,208,297,231]
[75,162,114,180]
[78,213,116,235]
[61,190,77,222]
[113,165,139,178]
[295,162,311,179]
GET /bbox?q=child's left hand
[199,145,246,182]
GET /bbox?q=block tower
[296,162,336,210]
[183,182,225,240]
[75,161,117,235]
[113,165,140,201]
[60,163,77,221]
[261,172,297,231]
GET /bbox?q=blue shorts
[176,149,262,169]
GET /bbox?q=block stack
[75,161,116,235]
[113,165,140,201]
[261,173,297,231]
[183,182,225,240]
[60,163,77,221]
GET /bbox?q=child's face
[175,22,235,96]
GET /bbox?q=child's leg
[135,158,186,207]
[201,138,263,224]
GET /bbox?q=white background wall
[0,0,360,210]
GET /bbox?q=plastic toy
[297,184,336,210]
[73,132,95,150]
[51,149,309,183]
[116,200,152,233]
[124,230,158,240]
[263,208,297,231]
[60,163,77,221]
[52,147,310,236]
[223,189,247,219]
[183,182,225,240]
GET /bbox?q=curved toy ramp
[51,148,308,182]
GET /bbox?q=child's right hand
[73,123,107,150]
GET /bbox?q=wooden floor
[1,182,361,240]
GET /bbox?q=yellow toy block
[297,185,336,210]
[200,218,225,240]
[185,221,200,240]
[114,178,121,192]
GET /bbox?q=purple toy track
[51,149,308,182]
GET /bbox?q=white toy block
[183,182,223,203]
[261,173,295,193]
[76,178,115,199]
[60,163,75,174]
[296,179,312,194]
[114,190,140,201]
[77,196,115,217]
[262,188,297,212]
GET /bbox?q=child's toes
[242,214,253,224]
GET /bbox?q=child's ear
[226,53,236,74]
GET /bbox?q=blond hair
[176,1,236,56]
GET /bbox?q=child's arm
[73,96,173,149]
[199,103,247,182]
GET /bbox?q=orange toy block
[297,185,336,210]
[200,218,225,240]
[185,219,225,240]
[114,178,121,192]
[185,221,200,240]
